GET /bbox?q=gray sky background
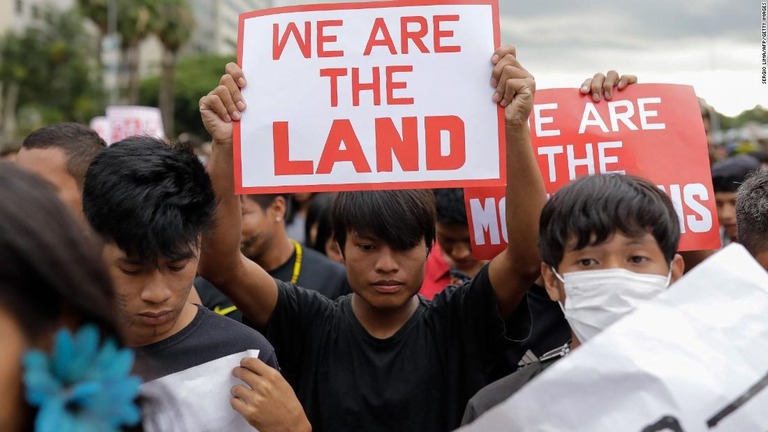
[272,0,764,117]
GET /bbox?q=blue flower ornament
[22,325,142,432]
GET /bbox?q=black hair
[433,188,467,225]
[244,193,291,215]
[539,174,680,267]
[711,155,761,193]
[22,122,107,188]
[0,163,118,341]
[332,189,436,253]
[748,151,768,165]
[82,136,216,265]
[736,168,768,257]
[305,192,336,253]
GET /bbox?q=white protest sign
[106,105,165,145]
[459,244,768,432]
[236,0,503,193]
[141,350,260,432]
[89,116,110,142]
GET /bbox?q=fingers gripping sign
[580,70,638,102]
[230,357,310,432]
[490,46,536,127]
[199,62,249,144]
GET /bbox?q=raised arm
[486,46,546,318]
[198,63,278,327]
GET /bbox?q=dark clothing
[461,343,569,425]
[195,245,349,322]
[270,246,349,299]
[133,305,278,382]
[499,283,570,374]
[260,265,531,432]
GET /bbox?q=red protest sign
[466,84,720,260]
[235,0,503,193]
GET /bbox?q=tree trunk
[118,44,130,104]
[159,47,176,139]
[126,42,140,105]
[0,82,19,142]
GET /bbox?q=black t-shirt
[496,283,571,376]
[133,305,278,382]
[195,246,350,322]
[260,265,531,432]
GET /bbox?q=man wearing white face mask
[461,173,685,425]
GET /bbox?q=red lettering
[273,122,314,175]
[316,119,372,174]
[317,20,344,58]
[433,15,461,53]
[352,67,381,107]
[386,65,414,105]
[364,18,397,55]
[320,68,348,108]
[425,116,465,170]
[375,117,418,172]
[400,16,429,54]
[272,22,311,60]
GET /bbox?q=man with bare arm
[198,46,544,431]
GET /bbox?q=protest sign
[141,350,260,431]
[236,0,503,193]
[458,244,768,432]
[465,84,720,259]
[89,116,110,142]
[105,106,165,145]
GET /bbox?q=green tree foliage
[718,105,768,130]
[153,0,194,138]
[0,6,103,138]
[78,0,155,104]
[140,54,235,139]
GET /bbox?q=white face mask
[553,267,672,343]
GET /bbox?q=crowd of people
[1,44,766,432]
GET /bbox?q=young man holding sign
[198,45,543,431]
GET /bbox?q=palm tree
[153,0,194,138]
[76,0,108,56]
[118,0,154,104]
[78,0,154,105]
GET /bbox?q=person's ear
[327,238,344,263]
[271,196,287,222]
[541,262,564,302]
[670,253,685,283]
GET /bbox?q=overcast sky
[271,0,764,118]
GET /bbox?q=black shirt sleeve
[263,280,337,383]
[430,264,532,371]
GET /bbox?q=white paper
[459,244,768,432]
[141,349,260,432]
[106,105,165,145]
[238,2,501,190]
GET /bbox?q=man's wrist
[212,137,234,148]
[505,122,531,138]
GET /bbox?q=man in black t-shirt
[83,137,309,432]
[428,189,571,379]
[199,46,543,431]
[196,193,349,321]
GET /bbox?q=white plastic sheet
[459,244,768,432]
[141,349,260,432]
